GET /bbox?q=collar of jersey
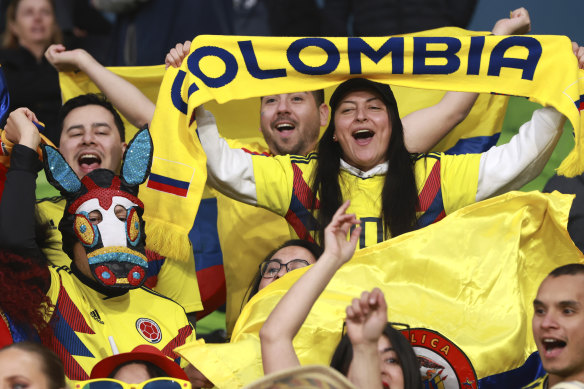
[70,262,128,298]
[339,159,388,179]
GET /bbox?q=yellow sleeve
[252,154,296,217]
[38,199,71,267]
[154,248,203,313]
[440,153,482,215]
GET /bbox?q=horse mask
[42,129,153,289]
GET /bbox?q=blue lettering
[187,46,238,88]
[488,36,542,81]
[287,38,340,75]
[170,70,188,114]
[348,37,404,74]
[467,36,484,75]
[352,217,384,248]
[238,40,287,80]
[413,37,461,74]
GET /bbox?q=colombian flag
[176,191,584,388]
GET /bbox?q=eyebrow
[340,96,383,105]
[533,299,581,307]
[381,347,395,353]
[66,122,112,133]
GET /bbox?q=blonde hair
[2,0,62,49]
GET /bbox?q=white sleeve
[195,107,258,205]
[476,107,565,201]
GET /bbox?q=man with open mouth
[25,93,202,320]
[524,264,584,388]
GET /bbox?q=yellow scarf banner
[144,30,581,260]
[176,191,584,388]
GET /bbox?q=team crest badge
[403,328,477,389]
[136,318,162,343]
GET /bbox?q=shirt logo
[90,309,104,324]
[136,318,162,343]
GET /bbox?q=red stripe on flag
[147,180,188,197]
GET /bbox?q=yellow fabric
[169,32,582,173]
[46,265,195,381]
[176,191,584,387]
[148,30,583,266]
[37,198,203,312]
[253,151,480,247]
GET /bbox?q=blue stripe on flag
[445,133,501,155]
[149,173,190,189]
[190,198,223,270]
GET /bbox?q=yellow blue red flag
[176,191,584,389]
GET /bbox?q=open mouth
[275,122,296,132]
[78,153,102,171]
[352,129,375,144]
[542,337,566,357]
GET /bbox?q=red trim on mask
[68,176,144,214]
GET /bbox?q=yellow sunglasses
[75,378,191,389]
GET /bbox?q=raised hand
[165,41,191,69]
[346,288,388,347]
[322,200,361,267]
[45,44,91,72]
[4,108,41,150]
[572,42,584,70]
[492,7,531,36]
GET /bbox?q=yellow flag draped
[176,191,584,388]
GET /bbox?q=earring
[333,135,337,141]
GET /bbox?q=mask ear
[41,144,82,194]
[120,127,153,186]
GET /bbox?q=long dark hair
[310,79,418,245]
[241,239,323,312]
[330,323,423,389]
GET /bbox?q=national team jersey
[253,152,481,248]
[523,375,548,389]
[37,198,203,312]
[44,265,195,381]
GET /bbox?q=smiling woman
[198,77,566,248]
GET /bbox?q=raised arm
[476,40,584,200]
[476,107,565,200]
[259,201,361,374]
[45,44,155,129]
[345,288,387,389]
[0,108,44,259]
[402,8,531,153]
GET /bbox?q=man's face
[259,92,329,156]
[532,273,584,386]
[59,105,126,178]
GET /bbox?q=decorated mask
[42,129,153,289]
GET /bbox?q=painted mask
[43,129,153,289]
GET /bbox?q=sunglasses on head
[75,378,191,389]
